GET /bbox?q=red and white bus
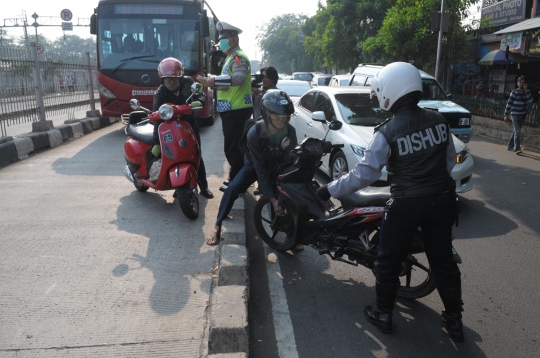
[90,0,219,125]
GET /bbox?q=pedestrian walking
[504,75,533,154]
[66,76,74,93]
[317,62,464,342]
[59,77,66,92]
[197,21,253,186]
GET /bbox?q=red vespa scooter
[122,83,203,219]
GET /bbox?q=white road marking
[264,245,299,358]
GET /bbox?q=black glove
[316,184,332,201]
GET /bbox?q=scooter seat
[127,123,155,145]
[338,186,391,208]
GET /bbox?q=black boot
[364,282,399,333]
[438,286,464,342]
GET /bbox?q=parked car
[290,86,474,193]
[349,64,472,143]
[311,74,333,87]
[292,72,314,82]
[277,80,312,103]
[329,74,353,86]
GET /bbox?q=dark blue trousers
[376,191,461,289]
[215,163,258,226]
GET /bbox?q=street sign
[62,22,73,31]
[60,9,73,22]
[36,43,44,55]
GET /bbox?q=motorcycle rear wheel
[175,185,199,220]
[254,197,298,251]
[364,228,437,299]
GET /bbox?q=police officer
[153,57,214,199]
[316,62,464,342]
[197,21,253,185]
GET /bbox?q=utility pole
[434,0,446,82]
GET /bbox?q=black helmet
[261,89,294,125]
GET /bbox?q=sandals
[205,228,221,246]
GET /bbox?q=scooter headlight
[158,104,174,120]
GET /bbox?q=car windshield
[294,73,313,81]
[334,93,390,126]
[279,83,311,97]
[318,77,331,86]
[421,79,449,100]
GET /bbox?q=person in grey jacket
[205,90,297,245]
[317,62,464,342]
[504,75,532,154]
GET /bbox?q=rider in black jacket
[153,58,213,199]
[317,62,464,342]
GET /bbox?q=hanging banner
[481,0,526,26]
[529,27,540,56]
[500,31,523,52]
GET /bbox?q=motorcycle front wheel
[134,179,149,192]
[254,197,298,251]
[175,185,199,220]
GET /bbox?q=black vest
[375,103,454,197]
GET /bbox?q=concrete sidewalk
[0,109,251,357]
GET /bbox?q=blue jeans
[215,163,258,226]
[376,192,461,289]
[507,114,525,151]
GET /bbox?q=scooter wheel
[175,185,199,220]
[134,180,149,192]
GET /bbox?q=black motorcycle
[253,120,461,299]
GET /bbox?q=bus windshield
[97,4,201,74]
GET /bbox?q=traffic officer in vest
[316,62,464,342]
[197,21,253,187]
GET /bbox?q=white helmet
[370,62,422,112]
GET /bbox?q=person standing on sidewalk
[197,21,253,185]
[504,75,533,154]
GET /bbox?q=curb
[471,115,540,153]
[0,115,119,168]
[207,196,250,356]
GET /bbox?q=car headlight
[98,83,115,99]
[456,146,470,164]
[459,117,470,126]
[158,104,174,120]
[351,144,365,157]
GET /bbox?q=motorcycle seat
[127,123,155,145]
[338,186,391,208]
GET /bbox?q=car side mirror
[312,111,326,122]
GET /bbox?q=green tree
[257,14,312,73]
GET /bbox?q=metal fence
[452,94,540,128]
[0,44,99,137]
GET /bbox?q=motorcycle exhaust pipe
[122,165,134,183]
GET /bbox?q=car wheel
[330,151,348,180]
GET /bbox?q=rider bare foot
[205,225,221,246]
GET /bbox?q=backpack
[238,118,264,153]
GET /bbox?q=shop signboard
[500,31,523,52]
[481,0,526,27]
[529,27,540,56]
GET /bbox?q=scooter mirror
[281,137,291,150]
[191,82,203,94]
[130,99,141,110]
[329,120,343,131]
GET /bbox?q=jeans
[507,114,525,151]
[221,108,252,181]
[215,163,258,226]
[376,191,461,290]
